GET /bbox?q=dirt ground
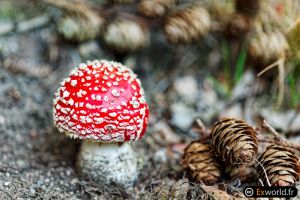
[0,0,300,199]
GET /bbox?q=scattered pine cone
[164,6,211,44]
[287,18,300,58]
[235,0,260,17]
[258,145,300,186]
[138,0,177,18]
[225,164,257,182]
[57,13,103,42]
[182,141,221,185]
[225,13,251,39]
[211,118,257,165]
[248,30,288,65]
[102,17,149,53]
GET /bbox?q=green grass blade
[234,46,247,84]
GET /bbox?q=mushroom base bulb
[77,141,141,188]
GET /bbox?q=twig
[257,57,285,107]
[261,120,282,140]
[254,158,271,187]
[257,134,300,152]
[257,119,300,152]
[193,118,211,141]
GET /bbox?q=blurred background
[0,0,299,199]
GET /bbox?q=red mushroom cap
[53,60,149,142]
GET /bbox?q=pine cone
[287,19,300,58]
[235,0,260,17]
[102,18,149,53]
[258,145,300,186]
[211,118,257,165]
[57,13,103,42]
[182,141,221,185]
[138,0,177,18]
[225,164,257,182]
[164,6,211,44]
[248,30,288,65]
[225,13,251,39]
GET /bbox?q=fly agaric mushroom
[53,59,149,188]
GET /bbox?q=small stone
[0,115,5,124]
[231,70,255,101]
[30,187,36,195]
[170,102,198,131]
[16,159,27,169]
[153,148,168,163]
[0,20,14,35]
[197,79,220,122]
[219,103,243,119]
[173,75,198,105]
[66,169,72,176]
[4,182,11,186]
[79,41,101,58]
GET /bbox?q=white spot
[71,80,77,86]
[94,117,104,124]
[79,63,87,69]
[68,98,74,106]
[111,89,120,97]
[109,112,117,117]
[86,103,93,109]
[131,85,137,90]
[63,91,70,98]
[104,96,109,102]
[96,95,101,101]
[102,87,107,92]
[86,117,92,123]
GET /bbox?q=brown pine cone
[211,118,257,165]
[182,141,221,185]
[248,30,288,65]
[287,19,300,57]
[102,17,149,53]
[57,13,104,42]
[258,145,300,186]
[225,13,251,39]
[164,6,211,44]
[235,0,260,17]
[138,0,177,18]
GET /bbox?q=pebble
[0,115,5,124]
[260,108,300,132]
[4,181,11,186]
[219,103,243,119]
[30,187,36,195]
[170,102,198,131]
[153,148,168,163]
[197,79,220,123]
[79,41,100,58]
[173,75,198,105]
[0,20,14,36]
[231,70,255,101]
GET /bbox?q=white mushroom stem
[77,141,141,188]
